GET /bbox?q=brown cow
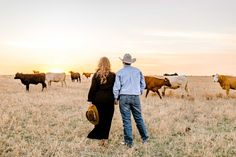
[213,74,236,96]
[69,71,81,83]
[144,76,171,99]
[14,73,47,91]
[82,72,93,79]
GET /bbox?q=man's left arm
[113,74,121,100]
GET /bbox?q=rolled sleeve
[140,72,146,94]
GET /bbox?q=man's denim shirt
[113,65,146,99]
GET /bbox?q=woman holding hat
[87,57,116,145]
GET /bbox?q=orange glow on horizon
[1,53,236,76]
[47,68,65,73]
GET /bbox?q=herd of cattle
[14,71,93,91]
[13,71,236,98]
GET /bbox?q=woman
[87,57,116,144]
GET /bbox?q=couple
[87,53,149,148]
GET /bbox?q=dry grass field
[0,75,236,157]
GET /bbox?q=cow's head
[212,74,219,82]
[14,72,22,79]
[164,78,171,87]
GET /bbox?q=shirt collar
[123,64,131,68]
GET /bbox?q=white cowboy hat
[119,53,136,64]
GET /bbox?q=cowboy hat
[86,104,99,125]
[119,53,136,64]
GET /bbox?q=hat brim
[86,105,99,125]
[119,57,136,64]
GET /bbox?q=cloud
[122,29,236,54]
[144,29,235,40]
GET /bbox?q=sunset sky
[0,0,236,75]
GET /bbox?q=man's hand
[114,99,119,105]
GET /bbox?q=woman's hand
[87,102,93,107]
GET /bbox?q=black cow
[14,73,47,91]
[164,73,178,76]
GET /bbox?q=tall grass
[0,75,235,157]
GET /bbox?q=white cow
[46,72,66,87]
[162,75,189,96]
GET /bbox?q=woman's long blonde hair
[96,57,111,84]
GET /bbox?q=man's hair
[123,62,131,65]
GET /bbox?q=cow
[14,73,47,91]
[213,74,236,96]
[144,76,171,99]
[164,73,178,76]
[69,71,81,83]
[46,72,66,87]
[162,75,189,97]
[82,72,93,79]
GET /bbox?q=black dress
[87,72,115,139]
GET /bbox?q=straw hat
[119,53,136,64]
[86,105,99,125]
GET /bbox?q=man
[113,53,149,148]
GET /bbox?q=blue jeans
[119,95,149,146]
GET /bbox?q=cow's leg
[226,88,230,96]
[185,83,189,96]
[62,80,67,87]
[179,86,187,98]
[42,82,47,91]
[26,84,29,91]
[145,90,149,98]
[48,81,51,86]
[156,90,162,99]
[162,86,167,96]
[79,77,81,83]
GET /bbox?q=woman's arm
[88,74,98,103]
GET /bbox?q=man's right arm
[140,71,146,94]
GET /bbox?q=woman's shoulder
[107,72,115,80]
[109,72,116,77]
[92,72,97,77]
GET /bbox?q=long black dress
[87,72,115,139]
